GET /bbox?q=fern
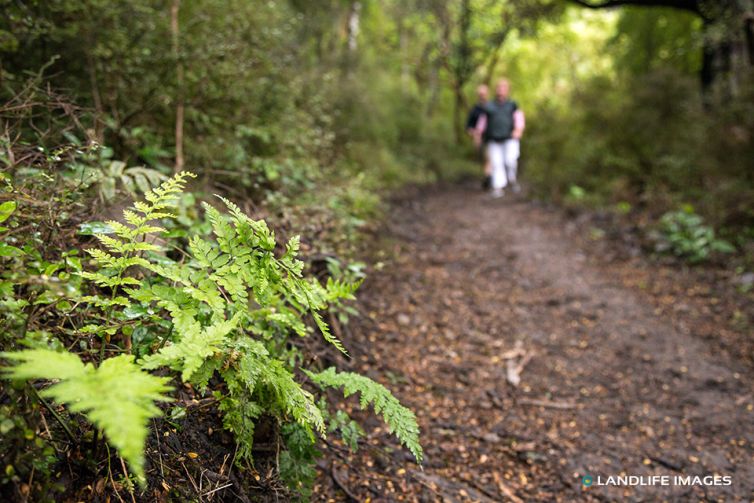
[81,176,348,453]
[1,172,421,496]
[1,350,172,483]
[80,171,196,305]
[306,367,423,463]
[141,312,242,381]
[221,340,324,438]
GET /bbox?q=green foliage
[0,201,21,257]
[1,350,171,483]
[306,367,423,464]
[324,404,365,453]
[279,423,321,501]
[325,257,366,325]
[655,208,736,263]
[2,172,421,498]
[611,6,702,76]
[73,158,167,203]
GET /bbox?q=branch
[565,0,701,16]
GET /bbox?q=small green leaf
[0,243,23,257]
[0,201,16,224]
[79,222,114,235]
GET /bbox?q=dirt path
[316,187,754,502]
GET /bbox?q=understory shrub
[654,207,735,263]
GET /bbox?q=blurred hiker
[466,84,491,189]
[476,79,525,198]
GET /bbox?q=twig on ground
[506,350,534,387]
[182,461,199,493]
[498,479,524,503]
[518,398,576,409]
[202,483,233,498]
[119,457,136,503]
[330,462,360,502]
[105,445,125,503]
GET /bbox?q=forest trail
[320,187,754,502]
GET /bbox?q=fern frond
[268,309,307,337]
[188,236,220,269]
[312,311,348,355]
[306,368,423,463]
[263,360,324,435]
[79,272,142,288]
[79,295,131,309]
[1,350,172,483]
[141,171,196,213]
[325,277,362,301]
[140,312,242,381]
[183,278,225,316]
[217,195,276,251]
[130,224,167,236]
[85,249,150,270]
[144,262,194,288]
[211,271,248,307]
[97,235,160,254]
[280,236,304,276]
[202,203,237,254]
[227,340,324,437]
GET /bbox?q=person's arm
[465,108,479,134]
[476,113,487,135]
[512,109,525,139]
[473,113,487,147]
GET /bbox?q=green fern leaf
[306,367,423,463]
[226,340,324,438]
[97,235,160,254]
[79,295,131,309]
[202,203,237,254]
[141,312,242,381]
[79,272,141,288]
[1,350,172,483]
[325,277,362,301]
[312,311,348,356]
[217,196,276,251]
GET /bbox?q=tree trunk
[453,84,466,144]
[85,49,104,144]
[745,14,754,65]
[399,21,410,88]
[171,0,185,174]
[452,0,472,145]
[83,8,104,144]
[347,2,361,53]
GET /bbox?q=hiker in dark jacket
[476,78,525,197]
[466,84,490,188]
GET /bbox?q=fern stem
[98,331,109,361]
[157,323,174,351]
[30,385,76,443]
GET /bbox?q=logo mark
[582,475,594,487]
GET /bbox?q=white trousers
[487,139,520,189]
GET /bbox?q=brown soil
[314,187,754,502]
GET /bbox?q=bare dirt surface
[315,187,754,502]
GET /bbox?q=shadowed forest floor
[314,186,754,502]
